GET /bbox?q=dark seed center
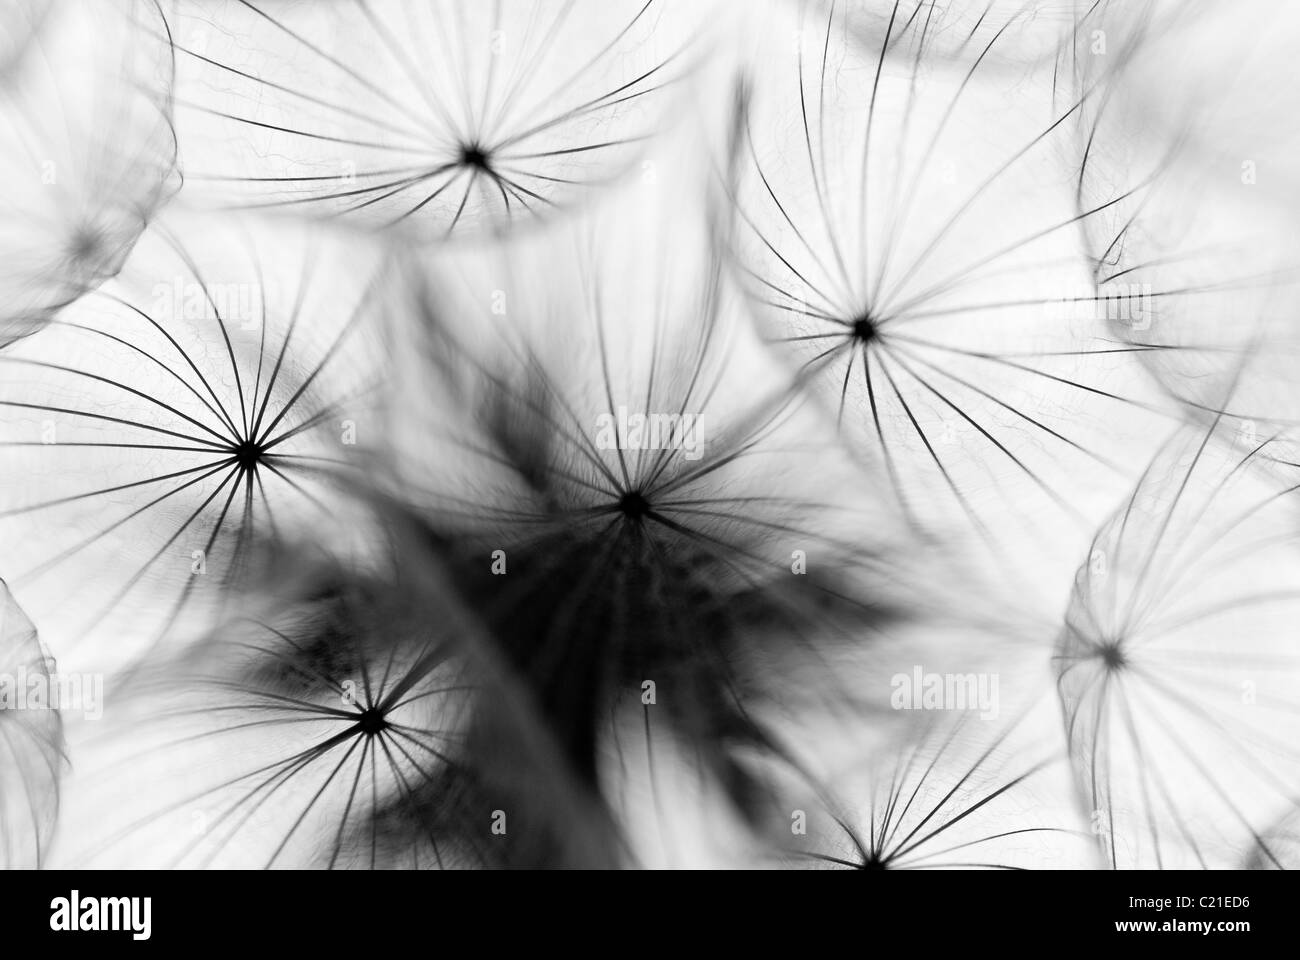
[1100,642,1126,670]
[852,314,877,343]
[358,707,388,735]
[233,440,265,469]
[618,490,650,520]
[459,143,491,170]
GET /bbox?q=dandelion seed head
[231,439,267,471]
[850,314,878,344]
[617,489,651,522]
[65,224,106,266]
[356,705,389,737]
[457,142,493,173]
[1098,640,1126,671]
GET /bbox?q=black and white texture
[0,0,1297,870]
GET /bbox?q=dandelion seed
[0,580,65,868]
[162,0,710,240]
[0,0,178,348]
[1056,416,1300,868]
[0,212,387,673]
